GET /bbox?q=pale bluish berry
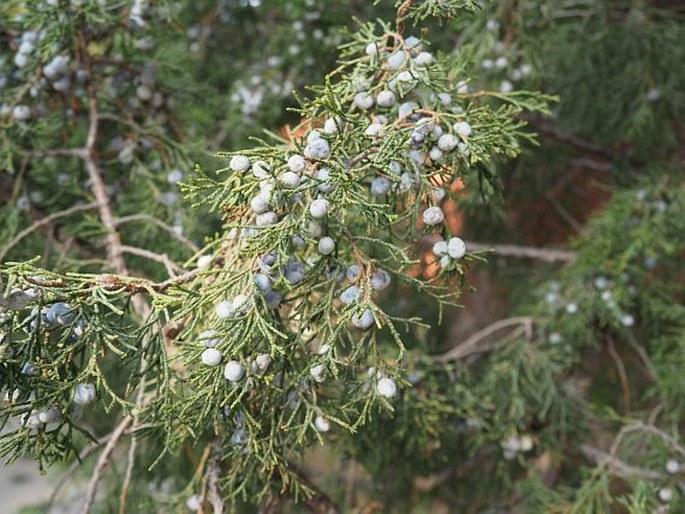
[255,354,271,373]
[314,416,330,432]
[229,155,250,173]
[73,383,96,405]
[318,236,335,255]
[377,377,397,398]
[414,51,433,66]
[316,168,335,193]
[201,348,222,366]
[453,121,472,139]
[287,154,306,173]
[398,101,418,118]
[371,269,391,291]
[340,285,360,304]
[353,92,374,110]
[387,50,406,69]
[376,89,396,107]
[309,198,329,218]
[215,300,234,319]
[422,206,444,226]
[429,147,443,161]
[310,364,325,382]
[256,212,278,226]
[304,138,330,159]
[566,303,578,315]
[370,177,390,196]
[252,160,270,179]
[250,193,270,213]
[437,134,458,152]
[224,361,245,382]
[323,117,339,134]
[279,171,300,188]
[352,309,374,330]
[433,239,447,256]
[447,237,466,259]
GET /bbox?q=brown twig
[463,241,576,263]
[114,214,200,253]
[395,0,415,36]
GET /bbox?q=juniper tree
[1,0,684,513]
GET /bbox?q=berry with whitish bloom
[500,80,514,93]
[12,104,32,121]
[658,487,673,503]
[594,276,609,289]
[21,361,38,376]
[307,130,321,143]
[231,294,250,316]
[252,160,270,179]
[601,291,612,302]
[318,236,336,255]
[199,329,221,348]
[646,88,661,102]
[433,239,448,256]
[453,121,472,139]
[340,285,360,304]
[365,42,378,56]
[371,269,391,291]
[386,50,406,69]
[437,134,459,152]
[620,313,635,327]
[519,434,534,452]
[256,212,278,226]
[310,364,325,382]
[254,273,271,292]
[346,265,361,281]
[279,171,300,188]
[482,58,494,70]
[283,259,306,284]
[229,155,250,173]
[377,377,397,398]
[250,193,270,213]
[398,101,419,118]
[370,177,391,196]
[414,51,433,66]
[431,188,447,202]
[404,35,421,49]
[224,361,245,382]
[215,300,235,320]
[666,459,680,474]
[316,168,336,193]
[287,154,306,173]
[46,302,74,326]
[486,19,500,31]
[353,92,374,110]
[549,332,562,344]
[566,303,578,314]
[429,147,443,162]
[440,255,451,268]
[197,255,212,268]
[352,309,374,330]
[309,198,329,218]
[263,290,282,309]
[314,416,330,432]
[304,138,330,159]
[166,169,183,185]
[447,237,466,259]
[38,406,61,424]
[364,123,384,137]
[323,117,339,134]
[376,90,396,107]
[495,56,508,69]
[255,354,271,373]
[422,206,444,226]
[458,142,470,156]
[186,495,201,511]
[201,348,222,366]
[73,383,96,405]
[308,221,323,238]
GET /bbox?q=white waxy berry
[38,406,60,424]
[658,487,673,503]
[447,237,466,259]
[307,130,321,143]
[256,212,278,226]
[620,313,635,327]
[453,121,472,139]
[377,377,397,398]
[166,169,183,184]
[364,123,384,137]
[224,361,245,382]
[197,255,212,268]
[252,160,270,178]
[316,168,336,193]
[376,90,396,107]
[12,105,32,121]
[255,354,271,372]
[387,50,406,69]
[519,434,534,452]
[279,171,301,188]
[186,496,201,511]
[229,155,250,173]
[495,56,508,69]
[482,58,494,69]
[353,92,374,110]
[370,177,390,196]
[398,101,419,118]
[422,206,444,226]
[433,240,448,256]
[199,329,220,348]
[250,193,270,213]
[323,118,339,134]
[314,416,330,432]
[201,348,222,366]
[346,265,361,281]
[310,364,325,382]
[437,92,451,106]
[437,134,459,152]
[500,80,514,93]
[371,269,391,291]
[404,35,421,49]
[254,273,271,292]
[352,309,374,330]
[215,300,235,319]
[309,198,329,218]
[340,286,360,304]
[232,294,250,315]
[566,303,578,315]
[429,147,443,162]
[414,51,433,66]
[666,459,680,474]
[287,154,306,173]
[365,42,378,56]
[304,138,330,159]
[73,383,96,405]
[308,221,323,237]
[318,236,336,255]
[549,333,562,344]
